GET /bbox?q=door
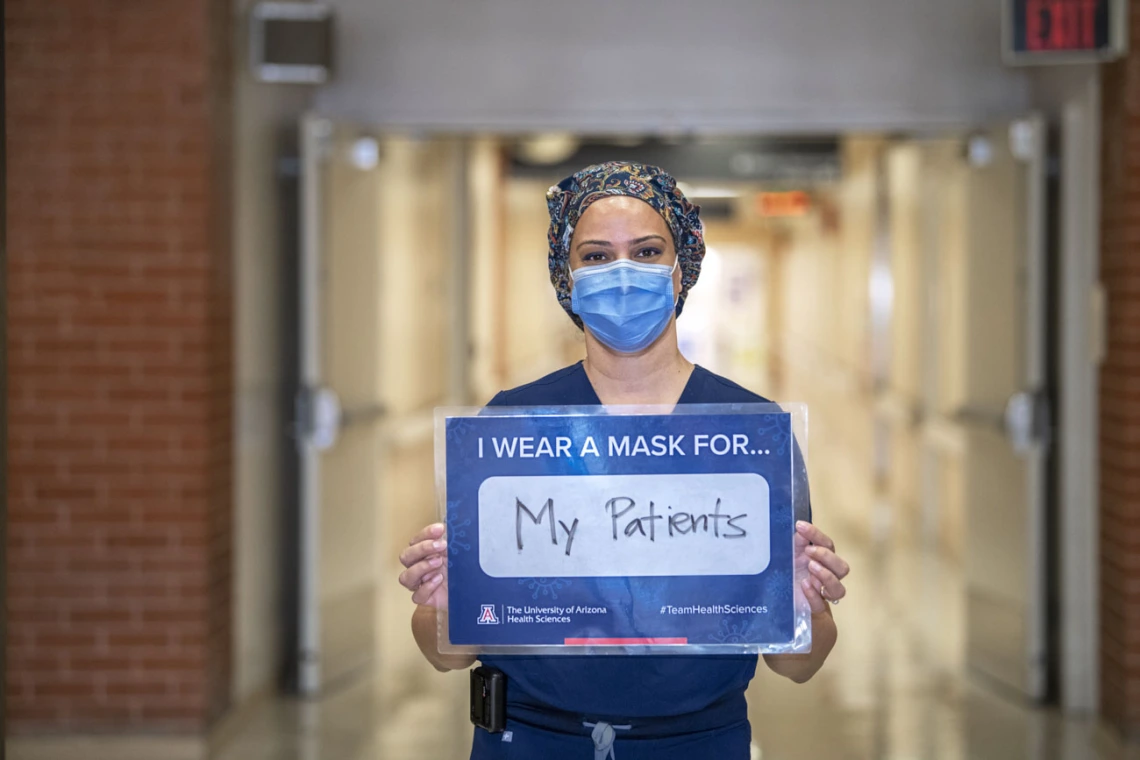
[296,116,386,694]
[955,116,1051,700]
[297,117,468,695]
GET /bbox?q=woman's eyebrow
[574,234,668,250]
[574,239,613,250]
[630,235,668,245]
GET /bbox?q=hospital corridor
[204,131,1129,760]
[7,2,1140,759]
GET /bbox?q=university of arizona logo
[477,604,500,625]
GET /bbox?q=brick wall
[205,0,235,725]
[1099,0,1140,742]
[6,0,233,733]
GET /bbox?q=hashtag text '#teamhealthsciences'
[660,604,769,615]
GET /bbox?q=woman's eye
[583,252,608,262]
[636,248,662,258]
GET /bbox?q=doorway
[287,123,1059,757]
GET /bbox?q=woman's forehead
[576,196,672,236]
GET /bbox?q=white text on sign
[478,434,776,459]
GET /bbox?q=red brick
[67,608,135,626]
[1100,4,1140,740]
[8,706,68,725]
[105,632,174,650]
[138,656,204,673]
[35,680,99,699]
[103,681,171,698]
[69,656,134,672]
[6,0,233,735]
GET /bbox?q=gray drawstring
[583,720,631,760]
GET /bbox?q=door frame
[1055,72,1103,715]
[289,108,1104,710]
[294,117,478,696]
[296,113,329,695]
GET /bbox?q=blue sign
[443,409,796,648]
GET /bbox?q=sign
[1005,0,1127,64]
[438,406,806,652]
[757,191,811,218]
[478,473,771,578]
[250,2,334,84]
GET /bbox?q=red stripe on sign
[563,637,688,645]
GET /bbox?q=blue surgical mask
[570,259,678,353]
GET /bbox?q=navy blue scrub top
[477,363,812,731]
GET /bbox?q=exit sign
[757,191,811,218]
[1005,0,1127,64]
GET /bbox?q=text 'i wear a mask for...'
[570,259,678,354]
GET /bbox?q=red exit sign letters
[1026,0,1099,50]
[1006,0,1125,63]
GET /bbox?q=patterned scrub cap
[546,161,706,329]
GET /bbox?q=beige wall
[373,136,458,561]
[375,138,455,416]
[751,140,882,536]
[468,160,584,402]
[467,139,507,405]
[777,194,848,515]
[880,139,972,557]
[884,144,924,519]
[501,178,585,389]
[830,140,881,535]
[231,1,313,706]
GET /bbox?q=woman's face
[568,196,682,294]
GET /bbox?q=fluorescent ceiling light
[686,186,741,199]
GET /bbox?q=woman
[399,162,851,759]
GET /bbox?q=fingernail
[430,557,442,567]
[432,575,443,584]
[809,560,822,573]
[805,545,818,555]
[796,521,809,532]
[433,540,445,550]
[801,578,811,590]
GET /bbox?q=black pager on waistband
[470,665,507,733]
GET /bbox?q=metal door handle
[340,404,386,428]
[952,404,1006,431]
[293,389,386,451]
[1004,390,1051,456]
[952,391,1051,455]
[294,386,342,452]
[1004,392,1034,454]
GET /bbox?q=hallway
[7,0,1140,753]
[209,130,1129,759]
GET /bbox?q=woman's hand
[764,521,849,683]
[401,523,475,671]
[399,523,449,610]
[795,520,850,613]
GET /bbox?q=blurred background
[5,1,1140,759]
